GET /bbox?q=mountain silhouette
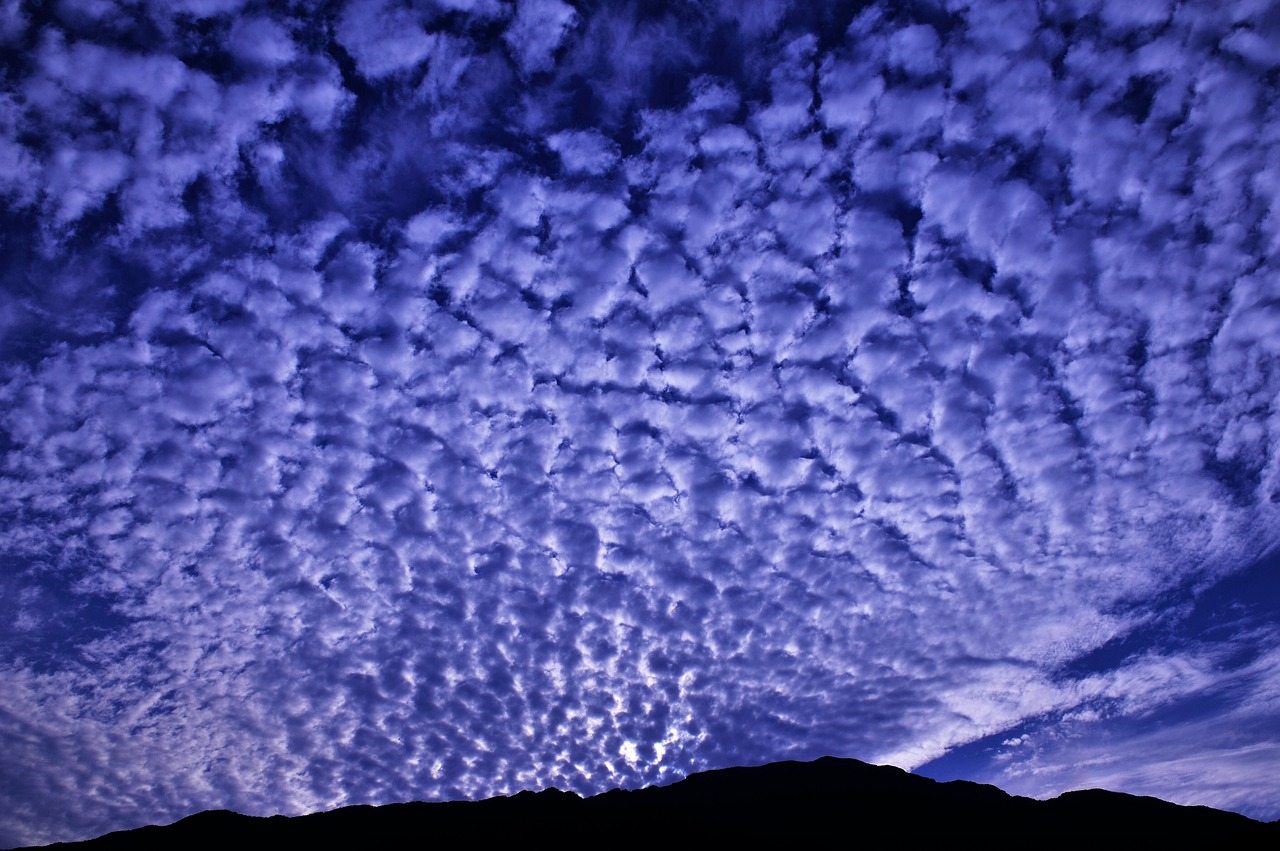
[14,757,1278,849]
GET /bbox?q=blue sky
[2,0,1279,845]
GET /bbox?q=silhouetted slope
[16,757,1278,849]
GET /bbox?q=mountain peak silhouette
[16,757,1278,849]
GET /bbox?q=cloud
[228,16,297,69]
[973,640,1280,822]
[504,0,577,76]
[2,1,1279,847]
[336,0,440,80]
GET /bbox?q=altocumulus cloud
[2,0,1279,845]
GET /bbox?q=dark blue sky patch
[1057,549,1280,682]
[0,556,134,675]
[917,720,1041,785]
[1181,548,1280,640]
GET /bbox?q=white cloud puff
[504,0,577,76]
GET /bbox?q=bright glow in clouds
[2,1,1279,845]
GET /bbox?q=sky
[1,0,1278,845]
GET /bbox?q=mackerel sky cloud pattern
[2,0,1279,845]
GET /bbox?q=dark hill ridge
[17,757,1279,849]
